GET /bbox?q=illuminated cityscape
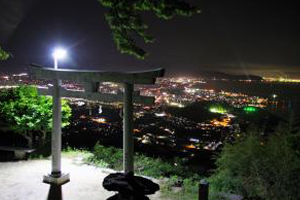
[0,72,287,155]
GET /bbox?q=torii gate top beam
[30,64,165,84]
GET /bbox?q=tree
[209,125,300,200]
[98,0,200,59]
[0,86,71,147]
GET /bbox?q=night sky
[0,0,299,78]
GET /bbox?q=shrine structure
[29,64,164,185]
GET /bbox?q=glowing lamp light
[52,48,67,69]
[52,48,67,60]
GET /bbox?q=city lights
[243,106,258,113]
[209,106,227,114]
[0,73,294,154]
[92,117,106,123]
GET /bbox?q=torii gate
[29,64,165,185]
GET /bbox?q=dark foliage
[209,125,300,200]
[98,0,199,59]
[0,45,9,60]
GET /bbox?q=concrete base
[43,173,70,185]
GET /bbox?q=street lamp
[52,48,67,69]
[43,47,69,185]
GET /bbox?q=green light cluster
[243,106,257,113]
[209,106,227,114]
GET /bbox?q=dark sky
[0,0,299,78]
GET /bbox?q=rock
[106,193,150,200]
[103,172,160,197]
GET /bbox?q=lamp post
[43,48,70,185]
[53,48,66,70]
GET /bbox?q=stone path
[0,157,162,200]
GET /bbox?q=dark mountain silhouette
[199,71,262,81]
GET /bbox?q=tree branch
[0,46,10,60]
[98,0,200,59]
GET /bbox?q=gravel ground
[0,157,162,200]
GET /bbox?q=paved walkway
[0,157,162,200]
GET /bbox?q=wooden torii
[29,64,165,185]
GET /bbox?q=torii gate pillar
[123,83,134,173]
[43,78,70,185]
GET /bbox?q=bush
[134,153,186,178]
[88,143,189,178]
[209,128,300,200]
[160,175,202,200]
[88,143,123,169]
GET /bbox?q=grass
[61,146,91,158]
